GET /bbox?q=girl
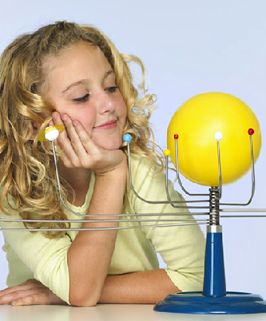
[0,21,205,306]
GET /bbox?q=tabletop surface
[1,304,266,321]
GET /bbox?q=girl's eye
[73,94,89,102]
[106,86,118,93]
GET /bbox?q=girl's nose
[96,92,116,114]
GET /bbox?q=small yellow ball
[167,92,261,186]
[164,149,171,156]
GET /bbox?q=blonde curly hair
[0,21,164,237]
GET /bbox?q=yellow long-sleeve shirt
[0,154,205,304]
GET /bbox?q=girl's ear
[30,121,41,140]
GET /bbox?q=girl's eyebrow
[62,79,88,95]
[62,70,115,95]
[104,70,115,80]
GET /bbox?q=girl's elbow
[69,292,100,307]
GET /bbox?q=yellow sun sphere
[167,92,262,186]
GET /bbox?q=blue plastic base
[154,291,266,314]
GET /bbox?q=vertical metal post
[203,188,226,297]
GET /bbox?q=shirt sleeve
[128,155,206,292]
[0,207,74,304]
[0,180,94,304]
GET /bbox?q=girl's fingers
[52,113,99,168]
[61,114,90,158]
[0,289,37,305]
[11,294,48,306]
[0,283,32,296]
[72,120,99,156]
[11,290,63,306]
[51,112,68,140]
[50,112,123,172]
[52,112,82,166]
[0,280,65,306]
[0,281,40,305]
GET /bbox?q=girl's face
[40,41,127,151]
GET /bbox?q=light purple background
[0,0,266,299]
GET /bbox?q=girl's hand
[51,112,127,175]
[0,279,66,306]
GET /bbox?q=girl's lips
[94,120,117,130]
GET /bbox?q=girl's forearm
[0,269,179,306]
[99,269,180,304]
[67,165,127,307]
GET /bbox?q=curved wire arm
[126,144,209,209]
[174,137,210,197]
[2,131,265,233]
[220,133,255,206]
[0,140,211,231]
[165,155,209,209]
[173,133,223,200]
[52,141,89,217]
[52,141,210,216]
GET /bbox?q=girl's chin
[95,140,122,151]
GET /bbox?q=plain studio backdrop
[0,0,266,300]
